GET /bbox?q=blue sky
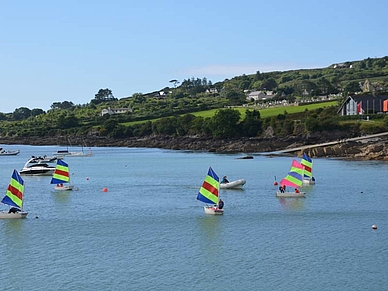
[1,0,387,113]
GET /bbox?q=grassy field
[123,101,338,126]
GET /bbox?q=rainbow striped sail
[197,167,220,205]
[280,160,304,188]
[1,170,25,210]
[301,153,313,178]
[50,159,70,184]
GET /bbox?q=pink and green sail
[280,160,304,188]
[197,167,220,205]
[1,170,25,210]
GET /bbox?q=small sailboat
[276,160,306,198]
[301,153,315,185]
[51,159,74,191]
[0,170,28,219]
[197,167,224,215]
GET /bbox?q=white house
[247,91,266,101]
[101,107,132,116]
[206,88,218,94]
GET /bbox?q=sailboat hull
[276,191,306,198]
[55,185,74,191]
[303,178,315,185]
[0,211,28,219]
[204,206,224,215]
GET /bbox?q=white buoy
[372,224,377,230]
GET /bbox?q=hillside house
[247,91,270,101]
[206,88,219,94]
[101,107,132,116]
[337,95,388,116]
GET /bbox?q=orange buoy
[274,181,278,186]
[102,187,108,192]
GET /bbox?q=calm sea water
[1,144,388,291]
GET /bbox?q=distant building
[206,88,218,94]
[247,91,266,101]
[337,94,388,116]
[101,107,132,116]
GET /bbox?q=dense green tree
[344,81,362,94]
[92,88,117,104]
[13,107,31,120]
[51,101,75,110]
[260,78,278,91]
[0,112,7,120]
[31,108,45,116]
[241,109,262,137]
[209,109,241,138]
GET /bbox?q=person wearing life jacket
[221,176,229,184]
[295,188,300,193]
[218,199,224,209]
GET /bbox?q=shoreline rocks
[1,134,388,160]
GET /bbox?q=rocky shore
[1,133,388,160]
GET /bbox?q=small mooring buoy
[372,224,377,230]
[102,187,108,192]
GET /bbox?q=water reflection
[278,197,305,211]
[196,215,223,263]
[52,191,71,205]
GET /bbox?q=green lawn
[123,101,338,126]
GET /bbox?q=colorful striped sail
[301,153,313,178]
[1,170,25,210]
[280,160,304,188]
[50,159,70,184]
[197,167,220,205]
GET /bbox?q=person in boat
[221,176,229,184]
[8,207,20,213]
[57,183,63,187]
[218,199,224,209]
[279,185,286,193]
[295,188,300,193]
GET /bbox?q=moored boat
[220,179,246,189]
[20,157,57,176]
[0,148,20,156]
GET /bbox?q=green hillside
[1,56,388,140]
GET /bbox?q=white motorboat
[220,179,246,189]
[20,157,57,176]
